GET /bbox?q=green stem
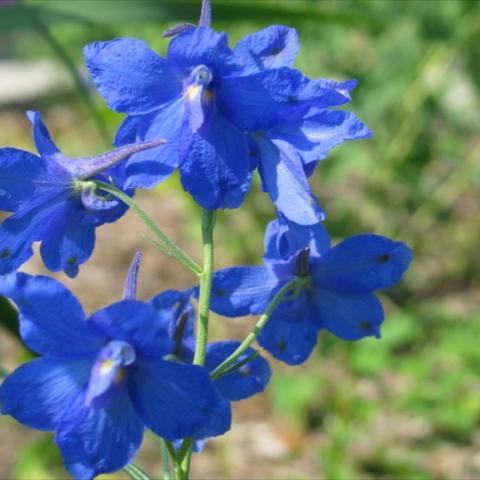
[0,366,9,378]
[218,347,264,377]
[193,209,216,366]
[159,439,175,480]
[124,463,150,480]
[94,181,202,275]
[210,278,301,380]
[178,209,216,479]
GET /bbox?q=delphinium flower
[0,270,230,479]
[0,111,164,277]
[83,2,370,225]
[150,286,271,452]
[126,254,270,426]
[151,288,272,398]
[119,254,270,452]
[209,219,413,365]
[223,28,371,223]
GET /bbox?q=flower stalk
[193,209,216,366]
[210,277,303,380]
[178,209,216,479]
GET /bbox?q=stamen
[295,247,310,277]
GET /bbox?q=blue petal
[84,38,181,114]
[128,359,231,439]
[121,99,184,189]
[0,192,70,275]
[149,289,196,361]
[312,234,413,293]
[271,109,372,176]
[234,25,299,74]
[185,389,231,441]
[311,290,384,340]
[167,27,240,76]
[172,438,206,454]
[206,341,271,401]
[179,114,251,209]
[89,300,173,357]
[217,68,306,131]
[114,115,142,145]
[0,273,103,358]
[209,266,280,317]
[264,214,330,261]
[56,389,144,480]
[0,148,70,212]
[303,78,358,101]
[0,358,93,431]
[257,136,324,225]
[39,198,96,278]
[218,68,355,131]
[27,110,63,161]
[258,311,318,365]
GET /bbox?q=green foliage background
[1,0,479,478]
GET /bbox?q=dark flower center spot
[377,253,391,263]
[276,341,287,351]
[67,256,77,265]
[360,321,372,331]
[270,48,281,56]
[0,248,10,259]
[214,289,226,297]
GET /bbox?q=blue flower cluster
[0,259,269,478]
[84,24,370,220]
[0,1,412,479]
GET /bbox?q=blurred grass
[1,0,480,478]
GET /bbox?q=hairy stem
[94,181,202,275]
[193,209,216,366]
[178,209,216,479]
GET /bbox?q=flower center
[184,65,214,103]
[85,340,136,408]
[191,64,213,86]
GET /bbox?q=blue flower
[84,28,250,210]
[0,272,230,479]
[175,340,272,454]
[149,286,271,452]
[124,255,232,438]
[149,289,271,402]
[209,219,413,365]
[0,111,163,277]
[84,24,370,221]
